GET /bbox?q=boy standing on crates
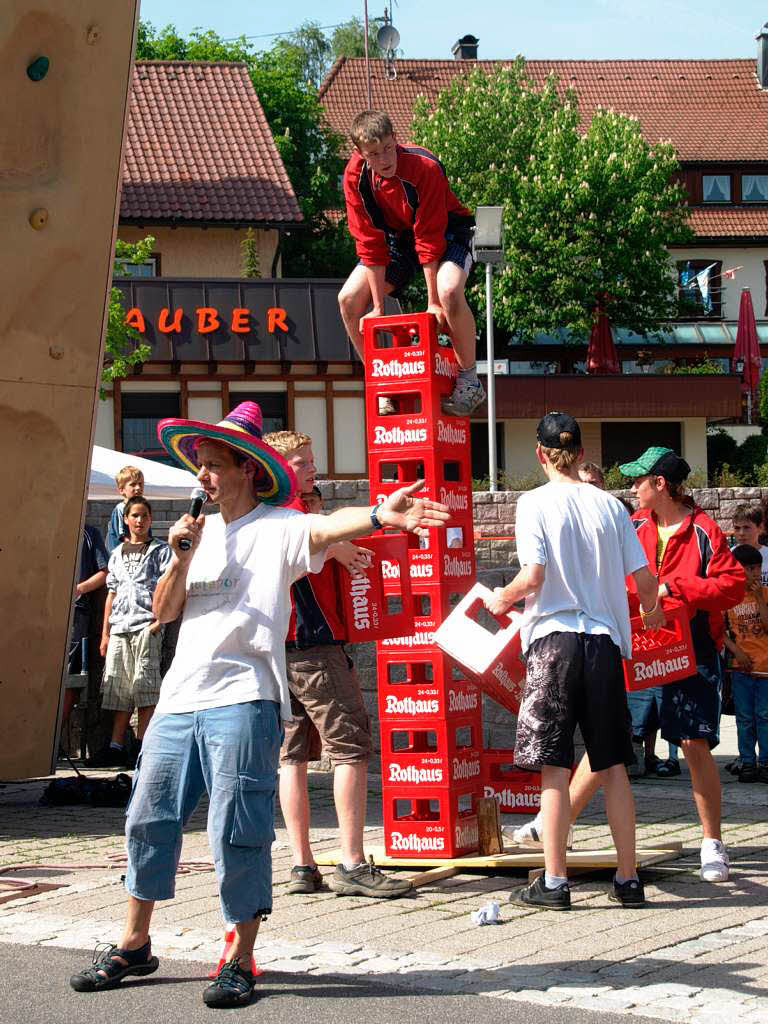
[484,413,664,910]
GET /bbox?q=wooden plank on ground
[407,865,460,889]
[316,844,682,871]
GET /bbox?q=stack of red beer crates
[363,312,483,858]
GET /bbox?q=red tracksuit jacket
[343,144,473,267]
[631,504,745,663]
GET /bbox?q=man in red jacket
[511,448,744,884]
[339,109,485,417]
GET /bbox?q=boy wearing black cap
[512,446,745,886]
[485,413,663,909]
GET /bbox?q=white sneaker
[700,838,729,882]
[503,818,574,850]
[377,396,396,416]
[441,378,486,416]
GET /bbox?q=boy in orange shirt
[725,544,768,783]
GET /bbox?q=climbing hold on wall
[26,56,50,81]
[29,209,49,230]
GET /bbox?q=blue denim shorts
[660,660,722,750]
[124,700,282,923]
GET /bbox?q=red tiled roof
[319,57,768,163]
[685,206,768,238]
[122,62,302,224]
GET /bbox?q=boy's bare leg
[333,761,367,865]
[338,266,373,359]
[540,765,572,878]
[110,710,132,746]
[601,764,637,880]
[228,918,261,963]
[568,752,603,821]
[118,896,155,952]
[436,262,476,369]
[137,706,155,740]
[280,763,315,866]
[681,738,722,839]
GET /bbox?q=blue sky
[137,1,768,61]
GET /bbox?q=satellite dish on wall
[376,23,400,52]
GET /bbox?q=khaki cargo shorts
[281,645,371,766]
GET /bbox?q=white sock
[457,364,479,385]
[342,860,365,872]
[614,873,639,885]
[531,812,544,832]
[544,873,568,890]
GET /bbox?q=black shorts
[381,230,474,297]
[659,659,722,750]
[515,632,636,773]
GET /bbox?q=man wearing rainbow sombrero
[70,401,450,1009]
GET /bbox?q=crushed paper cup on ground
[471,900,501,926]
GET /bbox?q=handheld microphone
[179,487,207,550]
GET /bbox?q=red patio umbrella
[586,309,620,374]
[733,287,762,423]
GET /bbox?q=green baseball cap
[618,447,691,483]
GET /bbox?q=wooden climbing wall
[0,2,139,778]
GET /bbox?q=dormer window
[742,174,768,202]
[702,174,731,203]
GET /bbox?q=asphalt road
[0,944,653,1024]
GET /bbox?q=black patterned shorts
[380,230,474,297]
[659,659,722,750]
[515,632,635,773]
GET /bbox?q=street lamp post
[473,207,505,491]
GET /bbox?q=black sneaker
[739,764,759,783]
[287,865,323,894]
[202,956,256,1008]
[85,745,128,769]
[510,875,571,911]
[329,859,412,898]
[609,877,646,907]
[758,765,768,784]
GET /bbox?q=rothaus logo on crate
[347,574,377,632]
[385,755,480,786]
[632,644,692,684]
[439,485,470,513]
[447,687,479,713]
[443,553,474,579]
[370,352,426,380]
[389,830,446,853]
[381,557,435,582]
[454,820,479,849]
[434,352,458,380]
[380,618,437,650]
[484,782,541,810]
[436,419,468,446]
[383,694,440,716]
[373,424,428,446]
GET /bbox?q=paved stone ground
[2,718,768,1022]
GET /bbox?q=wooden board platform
[315,842,683,873]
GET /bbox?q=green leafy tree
[411,62,693,340]
[330,17,385,61]
[103,237,154,397]
[240,227,261,278]
[136,21,349,277]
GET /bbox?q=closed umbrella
[733,287,762,424]
[586,308,620,375]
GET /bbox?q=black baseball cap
[536,412,582,449]
[619,447,690,483]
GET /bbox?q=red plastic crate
[363,312,459,392]
[434,584,527,715]
[339,534,414,642]
[366,386,470,458]
[380,534,476,594]
[380,717,482,789]
[481,751,542,815]
[376,650,480,721]
[624,601,695,691]
[382,782,481,858]
[368,450,473,527]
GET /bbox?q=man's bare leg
[601,764,637,880]
[110,709,132,747]
[681,738,721,839]
[540,765,572,879]
[227,917,261,963]
[436,262,476,369]
[119,896,155,952]
[279,763,314,866]
[334,761,367,866]
[338,265,374,359]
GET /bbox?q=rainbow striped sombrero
[157,401,296,506]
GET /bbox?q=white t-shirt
[156,505,325,720]
[515,481,648,658]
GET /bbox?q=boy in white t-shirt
[70,401,450,1010]
[484,412,663,911]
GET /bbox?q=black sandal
[655,758,681,778]
[70,940,159,991]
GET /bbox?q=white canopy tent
[88,446,198,501]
